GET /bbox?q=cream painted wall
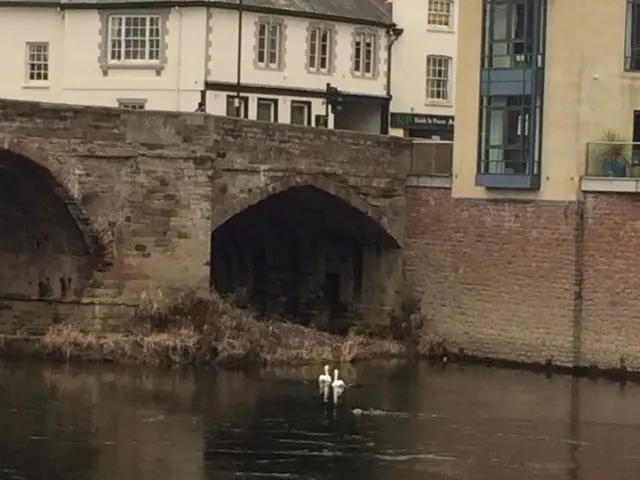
[0,6,206,111]
[389,0,457,116]
[0,7,64,102]
[452,0,640,202]
[206,9,389,96]
[60,6,207,111]
[0,4,388,126]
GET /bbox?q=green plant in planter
[599,129,631,177]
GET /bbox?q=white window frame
[26,42,49,84]
[308,26,331,73]
[427,0,454,28]
[107,14,162,65]
[118,98,147,110]
[257,98,278,122]
[426,55,451,103]
[353,32,376,77]
[226,95,249,119]
[290,101,310,126]
[256,20,282,69]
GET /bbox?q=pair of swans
[318,365,345,390]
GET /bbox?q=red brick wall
[582,193,640,369]
[405,186,578,366]
[406,186,640,370]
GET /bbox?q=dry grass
[41,290,407,369]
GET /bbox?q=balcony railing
[585,141,640,178]
[410,140,453,176]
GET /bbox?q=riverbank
[32,292,407,369]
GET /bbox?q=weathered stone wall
[405,184,640,371]
[0,98,412,333]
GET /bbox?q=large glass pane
[491,4,508,40]
[484,0,537,68]
[479,95,534,175]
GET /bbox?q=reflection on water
[1,360,640,479]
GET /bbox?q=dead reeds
[41,290,407,369]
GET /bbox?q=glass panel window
[290,101,310,126]
[625,0,640,71]
[483,0,535,68]
[426,56,451,101]
[257,98,277,122]
[26,42,49,82]
[308,26,332,73]
[118,100,146,110]
[108,15,161,63]
[353,32,376,77]
[256,20,281,69]
[428,0,454,28]
[479,95,533,174]
[226,96,248,119]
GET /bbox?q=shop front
[390,112,454,140]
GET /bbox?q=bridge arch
[210,174,401,247]
[210,175,403,330]
[0,144,106,302]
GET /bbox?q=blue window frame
[476,0,546,190]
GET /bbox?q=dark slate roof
[217,0,394,25]
[7,0,394,26]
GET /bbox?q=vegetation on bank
[40,291,410,369]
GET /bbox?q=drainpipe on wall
[384,26,404,134]
[201,6,211,110]
[235,0,244,113]
[174,6,183,111]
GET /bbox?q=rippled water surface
[1,359,639,479]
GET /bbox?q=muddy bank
[33,292,407,369]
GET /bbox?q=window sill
[475,173,540,190]
[352,73,377,80]
[621,70,640,79]
[22,83,50,90]
[306,69,333,76]
[255,65,284,72]
[100,63,164,76]
[581,176,640,193]
[426,26,455,34]
[425,100,452,107]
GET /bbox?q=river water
[0,359,639,480]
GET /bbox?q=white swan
[332,369,346,389]
[318,365,332,386]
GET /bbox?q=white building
[0,0,395,134]
[381,0,456,140]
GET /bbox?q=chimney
[374,0,393,16]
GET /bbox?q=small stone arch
[0,139,112,268]
[211,174,400,246]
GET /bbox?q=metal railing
[585,141,640,178]
[410,140,453,176]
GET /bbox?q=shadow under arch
[210,179,403,331]
[211,175,401,248]
[0,147,105,302]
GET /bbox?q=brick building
[404,0,640,371]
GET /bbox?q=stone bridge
[0,99,413,334]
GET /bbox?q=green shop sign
[390,113,454,130]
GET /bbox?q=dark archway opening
[0,150,94,313]
[210,185,401,333]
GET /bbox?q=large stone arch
[209,174,404,327]
[211,174,401,247]
[1,140,112,268]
